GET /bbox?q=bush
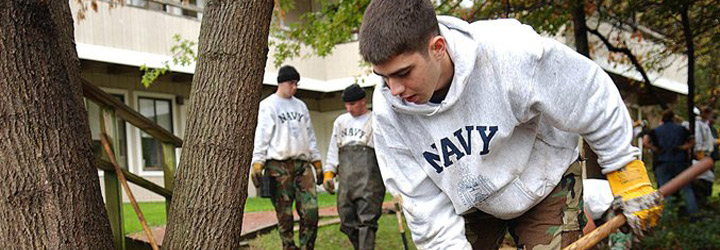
[635,197,720,250]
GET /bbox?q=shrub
[635,197,720,250]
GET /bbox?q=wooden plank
[100,109,126,250]
[82,79,183,147]
[161,142,176,214]
[97,159,173,199]
[104,171,126,250]
[100,132,160,250]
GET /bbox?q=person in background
[323,84,386,250]
[250,65,323,250]
[692,107,716,208]
[648,109,697,220]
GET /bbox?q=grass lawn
[243,192,393,213]
[122,202,167,234]
[122,193,394,233]
[246,214,417,250]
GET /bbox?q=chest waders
[337,145,386,250]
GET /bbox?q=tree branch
[587,27,668,109]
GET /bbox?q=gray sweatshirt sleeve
[305,106,322,162]
[374,115,472,250]
[695,120,714,152]
[524,37,640,173]
[324,118,340,173]
[251,103,275,164]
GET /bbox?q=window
[115,95,129,168]
[138,97,173,171]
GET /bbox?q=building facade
[74,0,376,201]
[74,0,688,202]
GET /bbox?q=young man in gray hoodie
[359,0,663,249]
[251,65,323,250]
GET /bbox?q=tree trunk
[572,0,589,57]
[163,0,274,248]
[0,1,115,249]
[570,0,604,178]
[681,3,695,135]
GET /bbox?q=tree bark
[572,0,589,57]
[570,0,604,178]
[163,0,274,248]
[0,1,115,249]
[681,3,695,136]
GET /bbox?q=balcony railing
[123,0,204,19]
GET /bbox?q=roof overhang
[76,43,380,93]
[593,57,687,95]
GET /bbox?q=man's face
[372,49,443,104]
[702,110,713,121]
[276,80,298,98]
[345,98,367,117]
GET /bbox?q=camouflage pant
[266,160,319,250]
[464,161,584,250]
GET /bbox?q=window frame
[134,91,179,176]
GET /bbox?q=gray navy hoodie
[372,16,639,249]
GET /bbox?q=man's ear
[428,35,447,59]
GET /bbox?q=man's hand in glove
[323,171,336,194]
[312,161,323,185]
[607,160,663,239]
[251,162,264,188]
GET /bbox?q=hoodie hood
[380,16,478,116]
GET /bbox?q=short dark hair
[701,106,713,115]
[662,109,675,123]
[359,0,440,64]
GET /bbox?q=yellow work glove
[312,161,323,185]
[607,160,663,239]
[251,162,264,188]
[323,171,336,194]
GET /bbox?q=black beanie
[342,84,366,102]
[277,65,300,83]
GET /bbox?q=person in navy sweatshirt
[359,0,663,249]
